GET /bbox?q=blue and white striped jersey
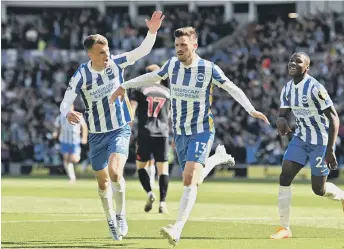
[60,31,156,134]
[54,114,82,144]
[62,54,135,133]
[280,75,333,145]
[155,56,231,135]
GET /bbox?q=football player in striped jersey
[60,11,165,241]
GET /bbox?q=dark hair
[173,27,198,42]
[83,34,108,51]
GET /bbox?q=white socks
[64,162,76,181]
[202,153,221,180]
[174,186,198,232]
[324,182,344,201]
[98,187,115,221]
[112,177,126,215]
[278,186,292,229]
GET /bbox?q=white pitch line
[2,217,343,223]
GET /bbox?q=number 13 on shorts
[195,142,207,154]
[187,131,215,164]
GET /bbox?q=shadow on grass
[1,240,170,249]
[3,175,344,185]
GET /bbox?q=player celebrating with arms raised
[270,52,344,239]
[110,26,269,246]
[60,11,165,241]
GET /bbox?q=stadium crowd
[1,8,344,170]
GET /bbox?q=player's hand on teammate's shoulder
[67,111,83,125]
[109,86,125,104]
[325,149,338,170]
[276,117,292,137]
[249,110,270,124]
[146,10,165,34]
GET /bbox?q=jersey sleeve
[280,84,291,108]
[211,63,255,113]
[211,64,229,86]
[311,84,333,110]
[156,59,171,80]
[60,68,83,117]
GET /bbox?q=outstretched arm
[212,64,270,124]
[109,59,170,104]
[109,72,162,104]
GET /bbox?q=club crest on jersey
[105,67,113,76]
[318,89,328,100]
[196,73,206,83]
[301,95,308,104]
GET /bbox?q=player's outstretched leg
[201,145,235,181]
[270,160,303,239]
[312,177,344,212]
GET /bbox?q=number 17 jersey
[130,84,170,137]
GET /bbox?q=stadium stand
[1,3,344,177]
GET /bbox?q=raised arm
[113,11,165,68]
[211,64,270,124]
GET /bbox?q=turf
[2,177,344,249]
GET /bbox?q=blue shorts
[284,136,329,176]
[174,131,215,170]
[88,124,131,171]
[61,143,81,155]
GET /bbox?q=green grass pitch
[2,177,344,249]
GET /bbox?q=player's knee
[109,169,123,182]
[182,172,193,186]
[157,162,169,176]
[97,177,110,190]
[312,185,325,196]
[136,160,148,169]
[279,173,293,186]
